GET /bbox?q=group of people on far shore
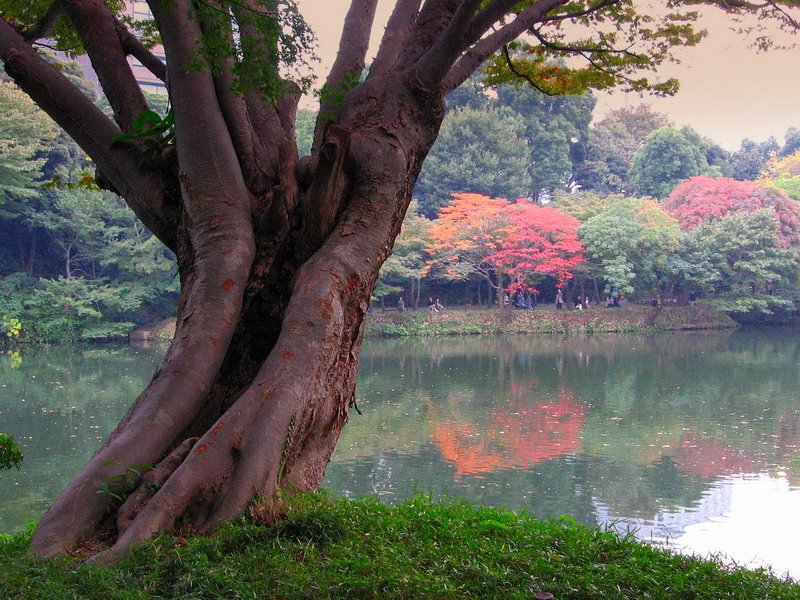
[556,290,622,310]
[427,297,444,312]
[391,292,630,312]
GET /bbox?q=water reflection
[0,345,164,529]
[2,331,800,577]
[325,330,800,577]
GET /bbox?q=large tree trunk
[27,63,443,559]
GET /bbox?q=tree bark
[25,59,444,558]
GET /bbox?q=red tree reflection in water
[673,408,800,481]
[671,431,756,479]
[432,391,586,476]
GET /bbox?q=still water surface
[2,330,800,577]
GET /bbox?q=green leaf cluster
[414,107,530,217]
[678,210,800,314]
[579,197,682,296]
[374,201,433,304]
[0,433,23,471]
[630,126,713,199]
[0,82,56,204]
[112,109,174,156]
[482,4,705,97]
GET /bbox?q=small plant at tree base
[96,461,154,504]
[0,433,23,471]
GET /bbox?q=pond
[2,330,799,578]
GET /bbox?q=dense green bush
[0,433,22,471]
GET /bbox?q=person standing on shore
[556,290,564,310]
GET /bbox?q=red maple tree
[428,194,585,302]
[489,201,586,288]
[664,176,800,249]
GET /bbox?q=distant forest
[3,64,800,341]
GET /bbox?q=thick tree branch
[415,0,484,91]
[115,21,167,82]
[314,0,378,150]
[0,17,179,250]
[442,0,568,93]
[463,0,521,46]
[63,0,148,132]
[31,0,258,558]
[229,0,289,177]
[204,2,274,194]
[148,0,255,253]
[394,0,462,70]
[369,0,422,78]
[22,0,64,42]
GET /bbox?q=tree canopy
[414,106,530,217]
[576,105,669,195]
[579,197,683,296]
[664,176,800,250]
[630,126,713,199]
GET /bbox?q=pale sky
[297,1,800,150]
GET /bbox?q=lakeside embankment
[1,494,797,599]
[365,303,737,338]
[125,303,737,344]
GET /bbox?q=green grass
[1,494,798,599]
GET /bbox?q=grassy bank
[366,303,736,338]
[1,495,796,599]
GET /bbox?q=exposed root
[117,437,198,536]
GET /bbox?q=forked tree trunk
[27,66,442,559]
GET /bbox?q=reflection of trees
[431,392,585,476]
[9,331,800,532]
[0,345,164,532]
[671,431,756,478]
[337,331,800,524]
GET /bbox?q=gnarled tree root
[117,437,199,536]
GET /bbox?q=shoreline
[365,303,737,338]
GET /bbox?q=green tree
[630,126,713,199]
[374,201,432,308]
[679,210,799,315]
[295,108,315,157]
[496,82,596,202]
[576,105,669,195]
[4,186,177,340]
[0,433,22,471]
[579,197,683,297]
[549,190,618,223]
[414,106,529,217]
[0,82,56,200]
[730,137,780,181]
[781,127,800,157]
[758,150,800,202]
[0,82,64,276]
